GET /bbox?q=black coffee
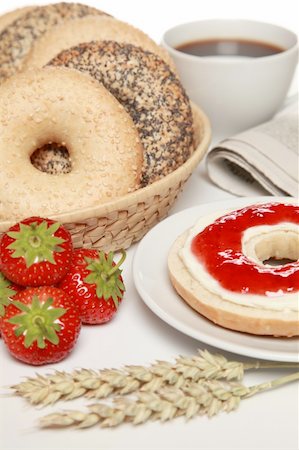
[176,38,284,57]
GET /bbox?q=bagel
[49,41,194,186]
[22,15,176,72]
[31,143,72,175]
[0,2,109,82]
[0,67,143,221]
[168,202,299,337]
[0,6,34,33]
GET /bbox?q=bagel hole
[30,143,72,175]
[254,232,299,267]
[263,257,297,266]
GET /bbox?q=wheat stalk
[10,349,299,407]
[39,371,299,429]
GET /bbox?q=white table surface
[0,1,298,449]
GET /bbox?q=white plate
[133,197,299,362]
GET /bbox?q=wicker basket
[0,103,211,251]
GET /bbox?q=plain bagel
[0,67,143,221]
[49,41,194,186]
[22,15,176,72]
[168,202,299,337]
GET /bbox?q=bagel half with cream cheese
[168,202,299,337]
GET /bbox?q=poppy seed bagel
[31,144,72,175]
[0,6,34,33]
[22,15,176,72]
[49,41,194,186]
[0,2,109,82]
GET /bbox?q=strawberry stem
[33,316,47,335]
[7,220,66,267]
[0,273,16,317]
[107,250,126,278]
[8,296,66,349]
[29,235,42,248]
[84,250,126,307]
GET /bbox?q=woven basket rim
[0,103,211,231]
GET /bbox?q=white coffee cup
[162,20,298,136]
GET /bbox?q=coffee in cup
[162,20,298,136]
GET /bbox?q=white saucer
[133,197,299,362]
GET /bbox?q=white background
[0,1,298,450]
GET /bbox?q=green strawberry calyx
[6,220,66,267]
[8,296,66,349]
[84,250,126,308]
[0,273,16,317]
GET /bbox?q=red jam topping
[191,203,299,296]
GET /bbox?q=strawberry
[0,217,73,287]
[59,248,126,324]
[0,272,22,333]
[1,286,81,365]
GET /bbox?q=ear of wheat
[10,349,299,407]
[39,372,299,429]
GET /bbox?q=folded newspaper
[206,100,298,197]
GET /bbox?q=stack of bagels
[0,2,195,221]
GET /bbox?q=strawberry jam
[191,203,299,296]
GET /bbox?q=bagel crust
[0,67,143,221]
[0,2,108,82]
[49,41,194,186]
[22,15,176,72]
[168,219,299,338]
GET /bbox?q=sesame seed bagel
[49,41,194,186]
[22,15,176,72]
[0,2,109,82]
[0,6,34,33]
[0,67,143,221]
